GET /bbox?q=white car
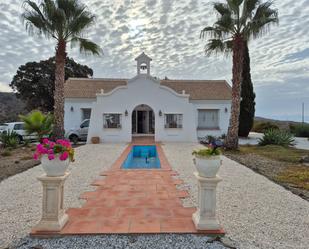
[65,119,89,144]
[0,122,38,143]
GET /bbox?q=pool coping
[109,143,171,171]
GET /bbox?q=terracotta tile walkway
[32,142,224,235]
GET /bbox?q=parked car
[0,122,38,143]
[65,119,89,144]
[0,123,8,134]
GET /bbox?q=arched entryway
[132,104,155,138]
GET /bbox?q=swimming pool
[122,145,161,169]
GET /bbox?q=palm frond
[215,14,235,33]
[244,1,278,39]
[213,3,231,16]
[227,0,244,14]
[22,0,101,54]
[71,37,102,55]
[22,0,54,37]
[200,26,223,39]
[240,0,260,24]
[204,39,232,57]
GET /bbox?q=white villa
[64,53,232,143]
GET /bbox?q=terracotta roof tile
[64,78,231,100]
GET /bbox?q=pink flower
[48,154,55,160]
[49,142,55,148]
[48,149,54,154]
[42,138,49,144]
[37,144,48,154]
[33,153,39,160]
[59,151,69,161]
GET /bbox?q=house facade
[64,53,232,143]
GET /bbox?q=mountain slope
[0,92,27,123]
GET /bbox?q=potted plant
[33,139,74,176]
[192,143,222,178]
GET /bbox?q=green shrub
[259,129,295,147]
[20,110,53,141]
[253,121,279,133]
[1,150,12,157]
[192,147,221,157]
[289,123,309,137]
[0,130,18,149]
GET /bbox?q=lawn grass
[236,145,308,163]
[225,144,309,193]
[276,167,309,190]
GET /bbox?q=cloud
[0,0,308,121]
[0,82,12,92]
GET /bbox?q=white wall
[87,75,198,143]
[64,98,95,132]
[191,100,231,139]
[64,76,231,143]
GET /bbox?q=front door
[137,111,146,133]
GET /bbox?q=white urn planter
[41,155,70,177]
[194,155,222,178]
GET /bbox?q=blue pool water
[122,145,161,169]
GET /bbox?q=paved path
[32,144,223,235]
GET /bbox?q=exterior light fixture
[125,110,128,116]
[225,107,228,113]
[70,106,74,112]
[159,110,162,116]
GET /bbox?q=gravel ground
[0,144,126,249]
[2,142,309,249]
[161,143,309,249]
[13,235,227,249]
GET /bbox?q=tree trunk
[238,41,256,137]
[224,35,244,150]
[53,40,66,139]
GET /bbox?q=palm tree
[22,0,101,139]
[20,110,53,142]
[201,0,278,149]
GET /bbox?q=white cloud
[0,82,12,92]
[0,0,308,120]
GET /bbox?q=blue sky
[0,0,309,122]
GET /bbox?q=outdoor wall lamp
[225,107,228,113]
[125,110,128,116]
[70,106,74,112]
[159,110,162,116]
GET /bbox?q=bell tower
[135,52,152,75]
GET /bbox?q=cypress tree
[238,42,256,137]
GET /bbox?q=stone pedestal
[33,172,69,232]
[192,172,222,230]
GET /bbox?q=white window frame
[103,113,122,129]
[164,113,183,128]
[197,109,220,129]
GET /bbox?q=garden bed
[0,145,40,182]
[224,145,309,201]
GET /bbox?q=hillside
[255,116,307,130]
[0,92,27,123]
